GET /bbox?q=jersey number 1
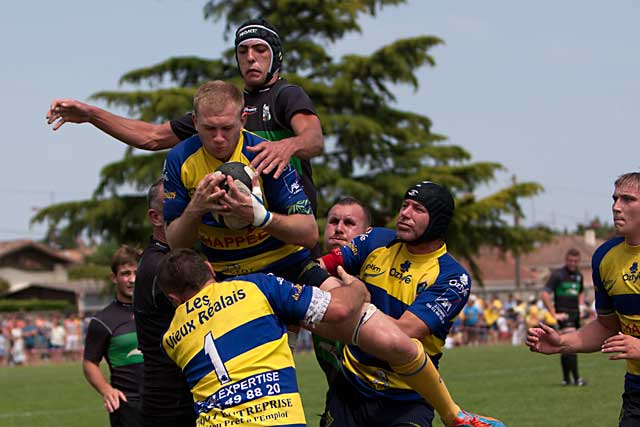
[204,331,231,384]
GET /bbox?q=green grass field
[0,345,625,426]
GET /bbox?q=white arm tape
[352,303,378,346]
[303,287,331,329]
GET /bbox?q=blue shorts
[320,373,435,427]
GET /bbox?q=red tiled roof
[0,239,75,264]
[458,234,603,285]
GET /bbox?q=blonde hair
[615,172,640,189]
[193,80,243,117]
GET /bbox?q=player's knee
[377,328,418,364]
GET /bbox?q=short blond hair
[615,172,640,189]
[193,80,243,117]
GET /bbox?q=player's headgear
[234,18,283,85]
[403,181,455,242]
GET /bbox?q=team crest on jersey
[291,283,304,301]
[400,260,411,273]
[416,281,429,294]
[262,104,271,122]
[348,242,358,256]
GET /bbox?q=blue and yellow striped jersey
[162,130,312,276]
[163,273,326,427]
[592,236,640,391]
[336,228,471,401]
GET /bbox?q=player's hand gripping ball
[212,162,255,230]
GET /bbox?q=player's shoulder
[273,78,304,94]
[241,129,269,149]
[592,236,625,266]
[365,227,396,245]
[166,134,203,162]
[437,251,471,281]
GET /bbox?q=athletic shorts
[141,410,197,427]
[619,390,640,427]
[320,374,435,427]
[109,399,141,427]
[558,311,580,330]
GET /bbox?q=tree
[33,0,550,282]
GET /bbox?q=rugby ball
[212,162,253,230]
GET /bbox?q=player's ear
[204,260,216,279]
[166,293,183,308]
[148,208,163,227]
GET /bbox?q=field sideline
[0,344,624,427]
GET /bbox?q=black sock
[567,353,579,382]
[561,354,572,382]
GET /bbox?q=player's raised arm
[47,98,179,151]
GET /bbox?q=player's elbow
[309,134,324,157]
[300,227,319,249]
[142,125,179,151]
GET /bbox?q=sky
[2,0,639,241]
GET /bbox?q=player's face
[237,41,273,89]
[396,199,430,242]
[612,183,640,244]
[112,262,137,302]
[195,102,246,162]
[565,254,580,272]
[324,204,369,250]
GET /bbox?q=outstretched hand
[602,332,640,361]
[247,138,296,179]
[526,322,563,354]
[46,99,92,130]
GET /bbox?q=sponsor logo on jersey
[262,104,272,122]
[363,263,385,278]
[371,369,390,390]
[389,266,412,284]
[165,290,247,349]
[244,105,257,115]
[448,276,469,297]
[164,191,176,200]
[623,262,640,283]
[426,288,463,322]
[127,349,143,358]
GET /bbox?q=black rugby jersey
[84,299,144,400]
[544,266,584,314]
[133,238,194,417]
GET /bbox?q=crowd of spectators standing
[0,312,85,366]
[449,292,594,349]
[0,291,595,366]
